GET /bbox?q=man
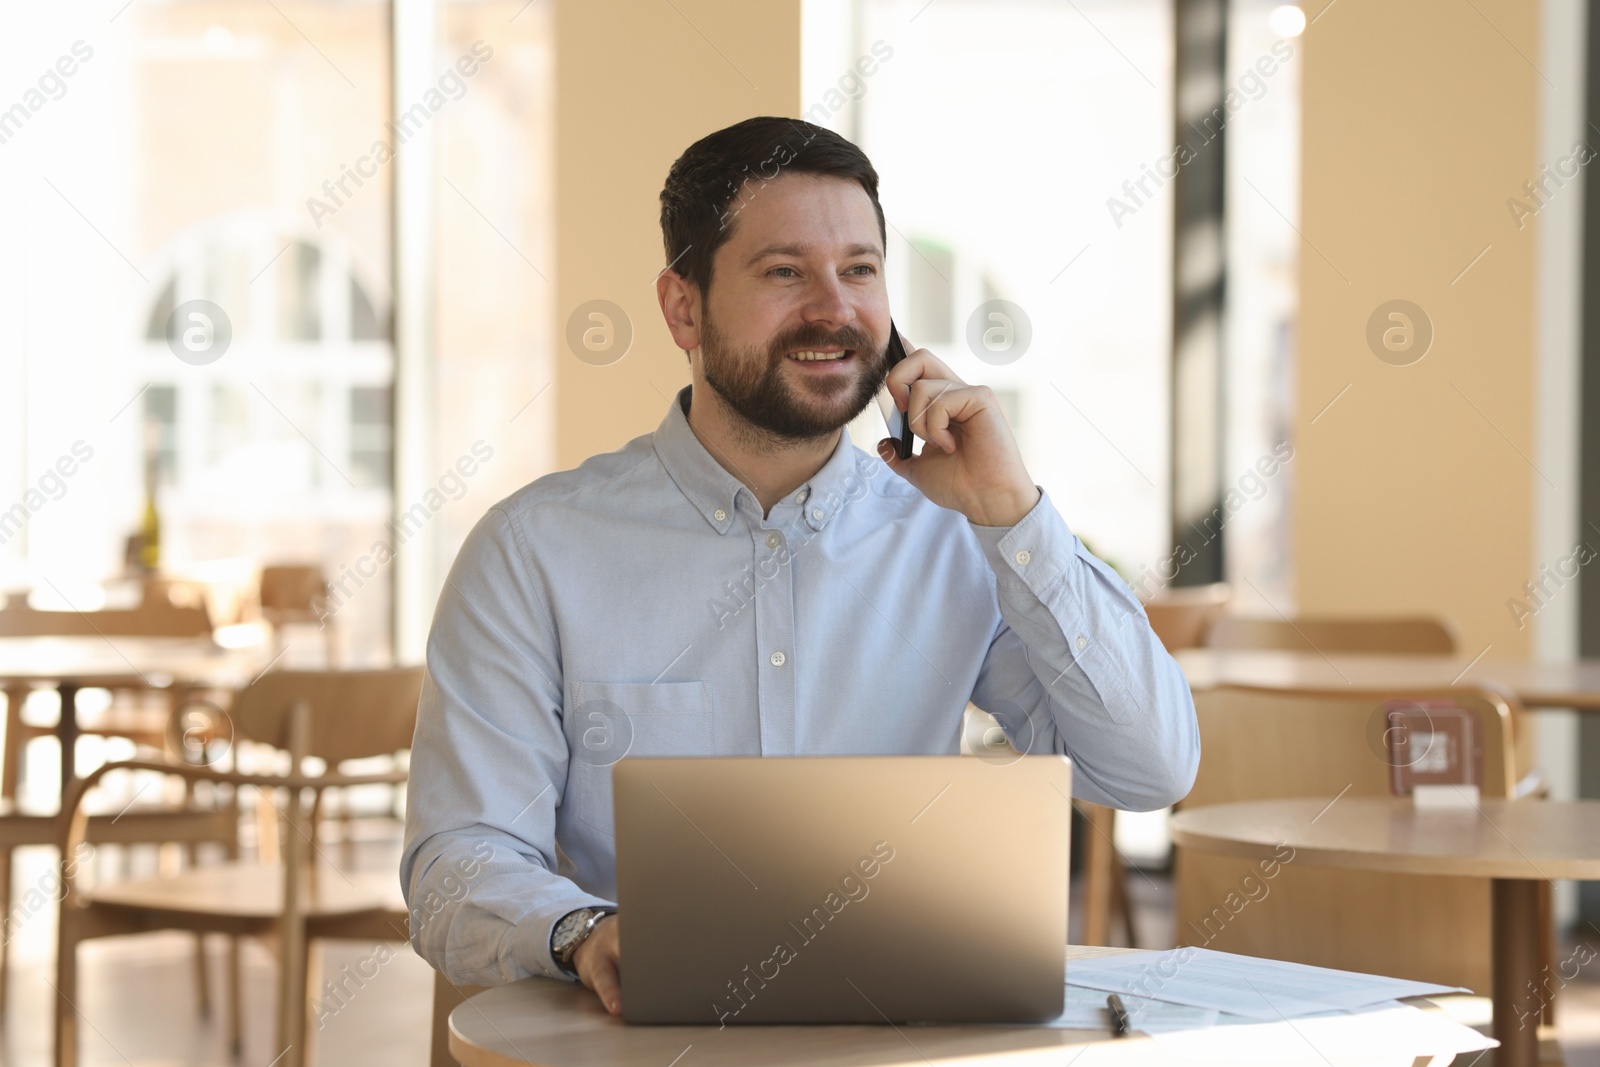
[401,116,1199,1017]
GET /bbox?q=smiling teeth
[790,351,847,361]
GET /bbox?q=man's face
[695,173,890,443]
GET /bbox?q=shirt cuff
[513,891,617,981]
[967,487,1073,594]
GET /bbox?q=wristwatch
[551,906,616,975]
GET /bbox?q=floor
[0,702,437,1067]
[3,839,436,1067]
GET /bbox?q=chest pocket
[564,680,712,837]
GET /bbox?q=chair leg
[1109,849,1140,948]
[276,922,309,1067]
[0,845,11,1016]
[186,837,212,1020]
[1078,803,1117,945]
[228,936,243,1060]
[54,915,78,1067]
[338,796,355,869]
[3,686,27,803]
[432,973,485,1067]
[193,931,212,1019]
[301,941,323,1066]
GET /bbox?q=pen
[1106,992,1131,1038]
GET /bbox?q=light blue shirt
[401,385,1199,986]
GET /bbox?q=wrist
[551,906,616,977]
[967,484,1040,528]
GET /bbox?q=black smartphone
[874,322,915,459]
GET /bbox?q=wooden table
[448,945,1467,1067]
[1172,796,1600,1067]
[0,635,263,791]
[1176,647,1600,709]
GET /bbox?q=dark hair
[658,116,886,299]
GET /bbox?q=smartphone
[874,322,915,459]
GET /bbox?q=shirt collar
[653,385,876,535]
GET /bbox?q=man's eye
[767,266,798,278]
[847,265,876,276]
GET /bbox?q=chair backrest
[259,565,329,623]
[230,668,423,765]
[0,595,213,638]
[1201,614,1458,656]
[1141,583,1231,653]
[1183,682,1523,807]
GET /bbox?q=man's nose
[799,271,855,327]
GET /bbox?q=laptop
[612,754,1071,1025]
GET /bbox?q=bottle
[139,454,160,573]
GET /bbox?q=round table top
[0,635,262,687]
[447,946,1462,1067]
[1171,797,1600,880]
[448,947,1135,1067]
[1174,648,1600,710]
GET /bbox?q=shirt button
[1015,549,1032,566]
[713,508,727,522]
[769,651,787,667]
[811,508,825,522]
[797,489,810,504]
[1075,634,1088,650]
[766,532,781,548]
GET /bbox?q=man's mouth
[786,349,853,363]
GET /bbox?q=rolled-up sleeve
[400,506,611,986]
[967,490,1199,810]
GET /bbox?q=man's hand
[877,337,1041,527]
[572,913,621,1015]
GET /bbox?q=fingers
[908,380,992,454]
[575,916,622,1015]
[585,953,622,1015]
[885,345,963,407]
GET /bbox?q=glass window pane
[0,2,395,660]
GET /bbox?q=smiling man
[401,116,1199,1017]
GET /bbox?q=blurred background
[0,0,1302,667]
[2,0,1596,1063]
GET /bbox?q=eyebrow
[746,242,884,266]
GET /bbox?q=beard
[698,307,888,446]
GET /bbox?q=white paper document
[1145,1002,1496,1060]
[1034,983,1221,1033]
[1020,985,1495,1060]
[1064,947,1471,1020]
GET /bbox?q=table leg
[1491,878,1542,1067]
[57,681,79,795]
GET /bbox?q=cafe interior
[2,0,1598,1064]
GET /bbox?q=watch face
[553,908,598,959]
[554,909,590,948]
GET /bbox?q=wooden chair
[259,565,336,665]
[431,972,487,1067]
[1068,583,1235,947]
[1141,583,1231,653]
[0,770,238,1016]
[1174,682,1544,1002]
[54,667,423,1067]
[1200,613,1459,655]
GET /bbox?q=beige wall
[554,0,802,468]
[1295,0,1541,655]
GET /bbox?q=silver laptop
[612,755,1071,1025]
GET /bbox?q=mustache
[768,326,877,358]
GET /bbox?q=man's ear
[656,269,702,355]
